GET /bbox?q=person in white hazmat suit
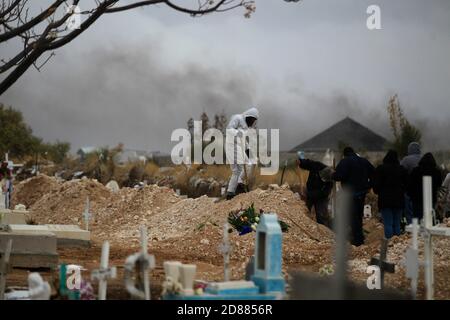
[225,107,259,200]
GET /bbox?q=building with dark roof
[291,117,388,152]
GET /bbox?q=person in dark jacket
[298,157,333,227]
[373,150,408,239]
[407,153,443,220]
[333,147,375,246]
[400,142,422,224]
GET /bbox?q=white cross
[0,239,13,300]
[219,223,232,282]
[82,197,92,231]
[91,241,116,300]
[124,226,155,300]
[405,176,450,300]
[405,218,420,299]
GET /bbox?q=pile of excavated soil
[30,178,111,225]
[144,185,335,277]
[17,175,335,272]
[11,174,60,208]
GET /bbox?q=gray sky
[1,0,450,153]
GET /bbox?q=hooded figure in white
[226,107,259,199]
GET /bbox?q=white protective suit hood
[242,107,259,124]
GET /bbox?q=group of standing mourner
[0,161,13,209]
[298,142,449,247]
[224,108,449,246]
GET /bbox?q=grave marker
[124,226,155,300]
[369,238,395,289]
[251,213,285,295]
[405,176,450,300]
[91,241,116,300]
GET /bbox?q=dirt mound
[145,186,334,272]
[17,175,335,276]
[11,174,60,209]
[30,178,111,225]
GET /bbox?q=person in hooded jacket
[297,157,333,227]
[400,142,421,224]
[407,152,443,220]
[225,107,259,200]
[333,147,375,246]
[373,150,408,239]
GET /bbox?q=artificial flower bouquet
[227,203,289,235]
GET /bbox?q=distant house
[76,146,100,161]
[291,117,388,153]
[114,149,150,165]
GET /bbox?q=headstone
[106,180,120,193]
[251,213,285,295]
[91,241,116,300]
[179,264,196,295]
[163,261,182,282]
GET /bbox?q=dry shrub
[143,162,159,178]
[198,165,230,181]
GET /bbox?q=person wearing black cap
[333,147,375,246]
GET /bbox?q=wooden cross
[91,241,116,300]
[369,238,395,289]
[0,239,12,300]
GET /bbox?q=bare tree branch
[0,0,251,95]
